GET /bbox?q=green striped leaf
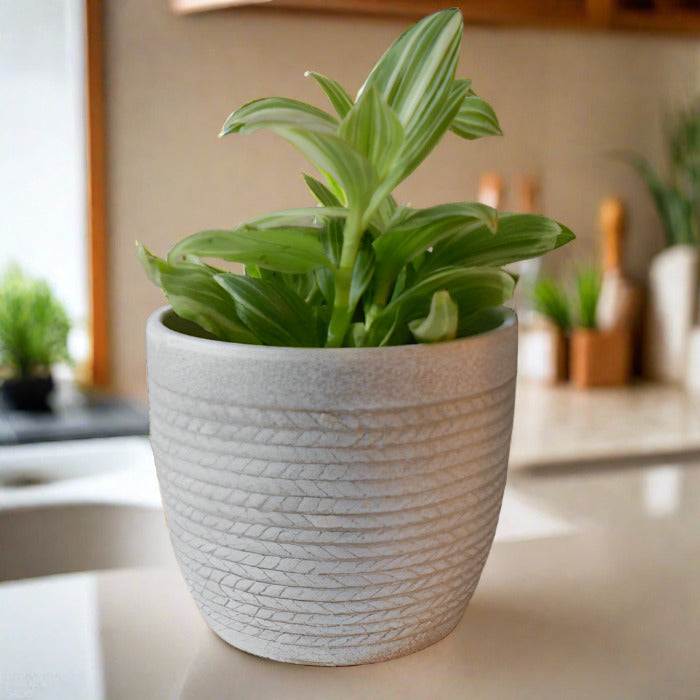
[305,72,354,118]
[458,306,512,338]
[366,266,514,346]
[246,206,347,228]
[393,78,468,183]
[303,174,343,207]
[167,226,331,274]
[370,78,468,212]
[408,290,458,343]
[348,234,375,311]
[373,202,497,300]
[220,97,337,136]
[220,98,376,210]
[136,245,260,344]
[339,85,404,179]
[274,126,378,210]
[450,90,503,140]
[423,213,575,275]
[215,273,322,347]
[359,8,463,128]
[358,9,464,199]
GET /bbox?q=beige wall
[104,2,700,396]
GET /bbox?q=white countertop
[510,381,700,470]
[1,462,698,699]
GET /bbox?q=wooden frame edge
[85,0,110,388]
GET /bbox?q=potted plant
[531,277,571,383]
[0,266,71,412]
[139,9,574,666]
[569,267,631,388]
[623,102,700,382]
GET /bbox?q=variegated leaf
[136,244,260,344]
[423,213,575,274]
[372,202,498,302]
[220,97,337,136]
[408,290,458,343]
[339,85,404,179]
[167,226,331,274]
[305,71,354,118]
[450,89,503,140]
[215,272,322,347]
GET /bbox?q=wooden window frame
[85,0,109,387]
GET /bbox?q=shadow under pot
[569,327,631,388]
[1,375,55,412]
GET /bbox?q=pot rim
[148,305,517,360]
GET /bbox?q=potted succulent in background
[139,9,574,666]
[623,102,700,382]
[531,277,571,383]
[569,267,631,388]
[0,266,71,411]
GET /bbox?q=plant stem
[326,209,363,347]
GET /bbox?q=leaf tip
[556,224,576,247]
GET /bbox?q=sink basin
[0,436,152,487]
[0,437,170,581]
[0,437,160,508]
[0,503,175,582]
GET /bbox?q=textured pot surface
[147,307,518,665]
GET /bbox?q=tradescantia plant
[138,8,574,348]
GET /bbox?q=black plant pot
[1,375,55,412]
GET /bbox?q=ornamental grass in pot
[139,9,574,665]
[532,277,571,383]
[569,268,631,388]
[0,266,71,412]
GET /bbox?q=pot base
[209,600,470,666]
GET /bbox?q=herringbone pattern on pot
[149,376,514,666]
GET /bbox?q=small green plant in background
[0,265,71,379]
[532,278,571,331]
[138,9,574,348]
[621,100,700,248]
[574,267,602,330]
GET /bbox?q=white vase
[644,244,699,382]
[146,307,518,666]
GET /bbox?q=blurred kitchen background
[1,2,699,698]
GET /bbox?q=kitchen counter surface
[510,381,700,471]
[1,461,698,699]
[0,385,148,446]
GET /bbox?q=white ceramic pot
[644,244,699,382]
[146,307,518,666]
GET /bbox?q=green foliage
[574,267,602,330]
[409,290,458,343]
[138,9,574,348]
[0,266,71,378]
[532,278,571,331]
[621,100,700,248]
